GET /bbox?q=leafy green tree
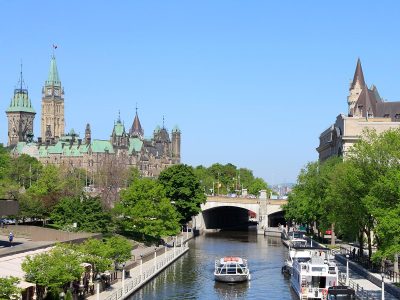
[0,277,22,300]
[284,157,340,239]
[77,239,113,273]
[22,245,84,298]
[115,178,180,241]
[126,167,141,186]
[105,236,132,265]
[158,164,206,223]
[326,160,370,251]
[9,154,42,189]
[193,165,213,194]
[0,146,20,199]
[27,165,63,217]
[50,196,111,232]
[248,177,269,196]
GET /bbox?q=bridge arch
[202,206,254,229]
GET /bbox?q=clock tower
[6,66,36,146]
[41,54,65,140]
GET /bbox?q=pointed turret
[46,55,61,87]
[350,58,366,90]
[6,64,36,146]
[129,108,144,139]
[347,58,367,116]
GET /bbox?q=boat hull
[214,274,249,283]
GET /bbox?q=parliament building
[5,55,181,177]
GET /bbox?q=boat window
[311,276,326,288]
[312,267,326,272]
[227,268,237,274]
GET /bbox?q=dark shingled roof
[350,58,366,90]
[354,85,400,121]
[130,111,144,138]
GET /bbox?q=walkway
[336,261,398,300]
[87,234,191,300]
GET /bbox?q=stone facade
[40,55,65,140]
[6,55,181,177]
[6,70,35,147]
[317,59,400,161]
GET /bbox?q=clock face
[47,88,52,95]
[54,89,59,96]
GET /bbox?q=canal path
[129,230,297,300]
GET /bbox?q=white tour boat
[282,246,313,275]
[291,250,338,299]
[214,256,251,283]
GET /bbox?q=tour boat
[214,256,251,283]
[282,246,313,275]
[291,249,338,299]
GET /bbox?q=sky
[1,1,400,184]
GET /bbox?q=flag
[53,44,58,49]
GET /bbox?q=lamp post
[154,248,157,270]
[381,272,385,300]
[59,291,65,300]
[95,273,101,300]
[122,262,126,295]
[140,255,143,281]
[346,254,350,286]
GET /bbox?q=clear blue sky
[1,1,400,184]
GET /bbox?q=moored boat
[214,256,250,283]
[291,249,338,299]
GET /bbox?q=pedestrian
[352,247,356,258]
[8,232,14,247]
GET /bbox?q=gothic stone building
[317,59,400,161]
[6,55,181,177]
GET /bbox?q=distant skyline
[2,1,400,184]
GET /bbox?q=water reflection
[214,281,249,299]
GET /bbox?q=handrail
[103,245,188,300]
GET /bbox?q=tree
[9,154,42,189]
[105,236,132,265]
[115,178,180,241]
[26,165,64,220]
[248,177,269,196]
[283,157,340,239]
[77,239,113,273]
[50,196,112,232]
[158,164,206,223]
[0,277,22,300]
[22,245,84,298]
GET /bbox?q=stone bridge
[192,195,287,231]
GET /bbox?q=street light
[381,272,385,300]
[59,291,65,300]
[95,273,101,300]
[140,255,143,280]
[154,247,157,270]
[122,262,126,295]
[346,254,350,286]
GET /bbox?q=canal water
[129,230,298,299]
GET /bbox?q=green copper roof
[6,90,35,113]
[46,55,61,87]
[91,140,115,153]
[172,125,180,133]
[113,121,125,137]
[129,138,143,153]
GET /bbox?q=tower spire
[350,58,366,90]
[46,48,61,87]
[129,105,144,139]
